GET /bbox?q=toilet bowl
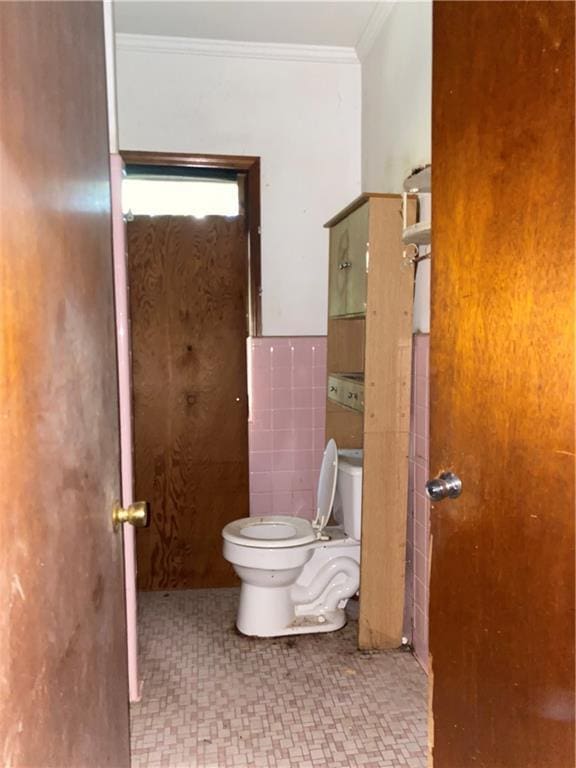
[222,440,363,637]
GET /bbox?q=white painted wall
[361,1,432,329]
[115,37,361,336]
[361,1,432,193]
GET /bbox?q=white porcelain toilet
[222,440,363,637]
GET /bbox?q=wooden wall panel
[325,316,365,449]
[326,317,366,374]
[430,3,575,766]
[128,215,249,589]
[325,399,364,449]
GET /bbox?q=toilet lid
[313,439,338,534]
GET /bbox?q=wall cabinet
[328,200,369,318]
[324,193,416,650]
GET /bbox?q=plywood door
[0,3,130,766]
[128,215,249,589]
[430,3,575,766]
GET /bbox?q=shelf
[403,165,431,193]
[402,221,431,246]
[329,311,366,321]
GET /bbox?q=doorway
[122,153,261,590]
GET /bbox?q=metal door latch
[425,472,462,501]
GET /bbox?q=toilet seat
[222,515,316,548]
[222,439,339,550]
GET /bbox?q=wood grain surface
[324,194,416,647]
[0,3,130,765]
[430,3,575,766]
[128,215,249,589]
[359,195,416,649]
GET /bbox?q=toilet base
[237,608,347,638]
[236,581,349,637]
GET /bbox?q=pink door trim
[110,153,141,702]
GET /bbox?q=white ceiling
[113,1,382,48]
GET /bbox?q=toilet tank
[333,450,363,540]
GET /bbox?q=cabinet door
[328,202,368,318]
[328,221,348,317]
[344,201,369,315]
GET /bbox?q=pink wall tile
[292,490,314,516]
[293,409,314,429]
[272,492,293,515]
[293,430,314,450]
[293,389,313,408]
[293,366,314,388]
[272,471,296,492]
[273,450,295,471]
[272,409,294,430]
[251,344,272,369]
[250,410,271,431]
[248,337,327,522]
[272,366,291,388]
[294,450,315,471]
[250,472,272,493]
[313,366,327,387]
[271,346,292,368]
[272,389,292,409]
[312,388,326,408]
[251,431,273,452]
[293,344,313,368]
[273,430,296,451]
[250,452,272,473]
[251,493,274,516]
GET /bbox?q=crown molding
[356,1,397,61]
[116,33,359,66]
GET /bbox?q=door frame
[120,151,262,336]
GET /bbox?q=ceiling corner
[356,1,396,61]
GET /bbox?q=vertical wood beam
[358,195,417,648]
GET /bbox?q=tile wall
[248,337,327,520]
[409,333,431,670]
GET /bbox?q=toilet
[222,440,363,637]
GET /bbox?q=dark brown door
[128,215,249,589]
[430,3,574,767]
[0,3,130,766]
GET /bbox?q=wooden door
[128,215,249,589]
[0,3,130,766]
[430,3,574,767]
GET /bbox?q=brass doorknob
[112,500,149,530]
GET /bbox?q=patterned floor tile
[130,589,427,767]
